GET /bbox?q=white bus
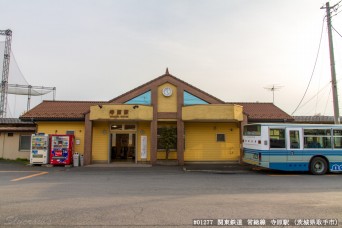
[242,123,342,175]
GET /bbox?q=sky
[1,0,342,117]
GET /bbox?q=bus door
[286,128,303,161]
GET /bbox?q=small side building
[0,118,36,160]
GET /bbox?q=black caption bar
[193,219,338,226]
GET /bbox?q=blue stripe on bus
[244,148,342,172]
[244,148,342,156]
[269,162,309,171]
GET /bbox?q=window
[8,133,13,137]
[19,135,31,151]
[66,130,74,135]
[183,91,209,105]
[125,91,151,105]
[333,129,342,148]
[216,134,226,142]
[243,125,261,136]
[289,130,300,149]
[124,125,136,130]
[110,124,136,131]
[304,129,331,149]
[157,127,177,150]
[270,128,285,148]
[111,124,123,130]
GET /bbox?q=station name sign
[109,109,129,118]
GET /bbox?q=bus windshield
[243,125,261,136]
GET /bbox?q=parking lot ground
[1,160,342,227]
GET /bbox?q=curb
[183,167,251,174]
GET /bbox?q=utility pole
[321,2,340,124]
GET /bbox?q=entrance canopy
[89,104,153,121]
[89,104,243,122]
[182,104,243,122]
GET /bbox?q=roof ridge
[109,72,225,103]
[108,74,166,102]
[42,100,107,103]
[226,102,274,104]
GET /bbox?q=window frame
[19,134,31,151]
[66,130,75,135]
[333,129,342,149]
[303,128,332,149]
[110,124,136,131]
[216,133,226,142]
[269,128,286,149]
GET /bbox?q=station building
[20,70,292,165]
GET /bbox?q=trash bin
[80,155,84,166]
[73,153,79,167]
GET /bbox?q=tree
[159,127,177,161]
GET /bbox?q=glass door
[286,128,303,161]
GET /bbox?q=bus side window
[333,129,342,148]
[290,130,300,149]
[270,128,285,148]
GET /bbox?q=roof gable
[109,70,225,104]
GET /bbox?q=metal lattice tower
[0,29,12,118]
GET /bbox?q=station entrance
[110,123,137,163]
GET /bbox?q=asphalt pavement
[183,162,256,174]
[1,159,342,227]
[0,160,256,173]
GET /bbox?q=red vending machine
[50,135,74,165]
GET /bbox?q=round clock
[162,87,173,97]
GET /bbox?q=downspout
[1,132,6,158]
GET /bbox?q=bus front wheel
[310,157,328,175]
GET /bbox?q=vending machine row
[30,134,75,166]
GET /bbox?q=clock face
[162,87,173,97]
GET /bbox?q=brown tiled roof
[228,102,294,122]
[0,127,36,132]
[293,116,339,124]
[0,118,36,132]
[0,118,34,124]
[20,100,106,121]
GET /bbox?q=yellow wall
[37,122,85,154]
[158,83,177,113]
[184,122,240,161]
[92,122,109,162]
[182,104,243,121]
[136,122,151,162]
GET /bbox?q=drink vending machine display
[30,134,49,164]
[50,135,74,165]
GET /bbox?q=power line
[331,8,342,18]
[291,17,325,115]
[332,25,342,38]
[323,87,332,115]
[295,82,331,113]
